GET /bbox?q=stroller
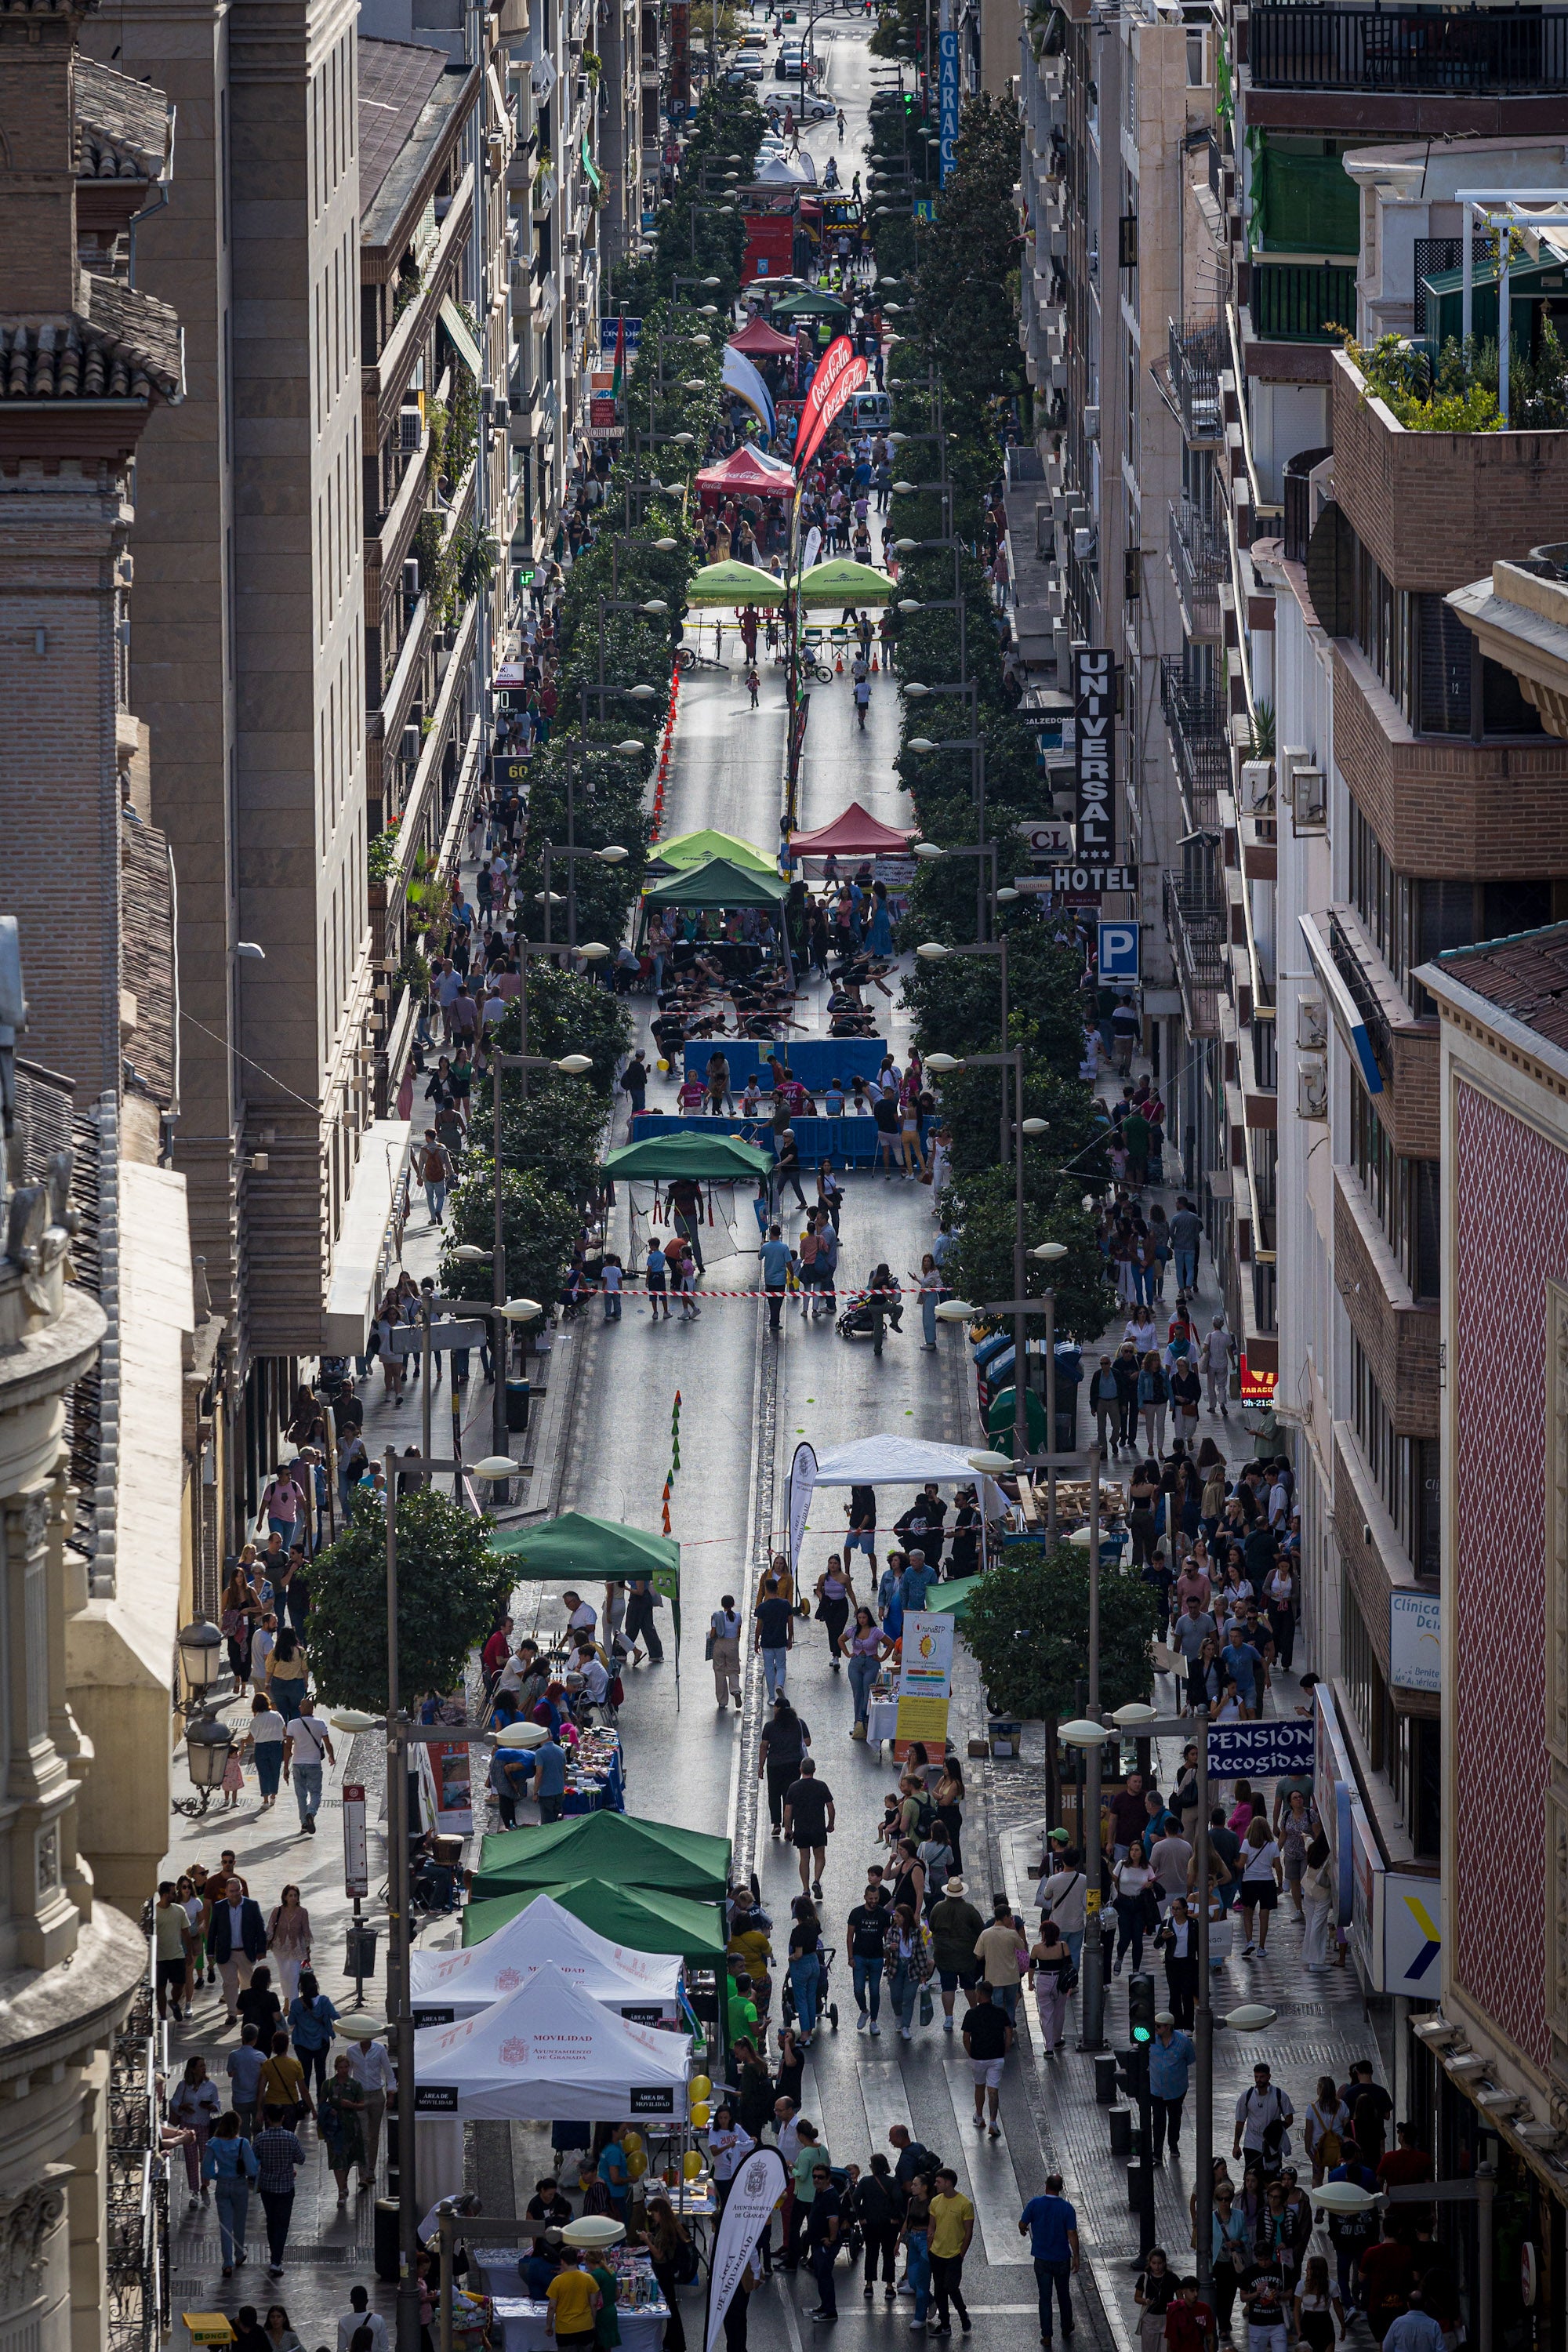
[836,1287,902,1355]
[779,1947,841,2036]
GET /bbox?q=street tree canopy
[310,1487,503,1711]
[961,1543,1154,1722]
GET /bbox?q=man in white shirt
[1233,2063,1294,2164]
[1036,1857,1088,1976]
[347,2035,397,2179]
[282,1708,336,1835]
[336,2288,388,2352]
[574,1646,611,1707]
[250,1612,278,1689]
[562,1589,597,1644]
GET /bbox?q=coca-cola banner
[793,336,868,477]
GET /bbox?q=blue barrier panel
[626,1112,892,1167]
[681,1037,889,1091]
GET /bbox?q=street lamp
[180,1715,238,1813]
[176,1615,225,1704]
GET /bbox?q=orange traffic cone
[872,654,880,672]
[661,1501,672,1534]
[662,1475,672,1500]
[835,648,844,673]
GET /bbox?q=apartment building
[1018,0,1207,1139]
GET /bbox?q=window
[1350,1078,1439,1300]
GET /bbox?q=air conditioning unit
[492,397,511,430]
[1240,757,1272,810]
[1073,525,1096,559]
[402,557,420,597]
[1083,405,1100,438]
[1291,763,1326,830]
[1297,1055,1328,1121]
[1297,995,1327,1053]
[399,406,422,452]
[400,724,420,763]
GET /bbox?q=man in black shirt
[847,1886,890,2034]
[962,1987,1014,2138]
[754,1586,794,1708]
[806,2164,843,2321]
[524,2178,572,2251]
[783,1759,835,1900]
[846,1486,877,1570]
[887,2124,939,2187]
[757,1697,809,1832]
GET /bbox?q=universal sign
[1073,649,1116,857]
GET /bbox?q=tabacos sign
[1073,649,1116,858]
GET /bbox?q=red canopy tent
[789,800,916,857]
[695,445,797,502]
[728,317,800,360]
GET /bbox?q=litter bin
[374,2196,401,2281]
[505,1377,531,1433]
[344,1924,378,1984]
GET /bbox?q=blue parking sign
[1098,920,1140,982]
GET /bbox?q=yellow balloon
[626,2152,648,2180]
[691,2103,710,2129]
[682,2151,703,2181]
[688,2075,712,2103]
[623,2132,643,2153]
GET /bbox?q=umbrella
[488,1508,681,1579]
[684,559,786,608]
[728,317,800,359]
[600,1130,774,1182]
[789,800,915,856]
[795,558,898,607]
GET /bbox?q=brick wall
[1451,1076,1568,2076]
[1332,348,1568,591]
[1333,644,1568,878]
[1333,1163,1439,1435]
[0,466,126,1100]
[0,13,81,313]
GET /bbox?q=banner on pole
[897,1612,954,1700]
[793,337,868,477]
[788,1442,818,1573]
[704,2147,787,2352]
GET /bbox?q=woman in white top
[1301,2074,1352,2187]
[706,2106,755,2206]
[1300,1834,1335,1974]
[169,2056,222,2207]
[1111,1839,1156,1975]
[1236,1818,1284,1960]
[267,1884,313,2005]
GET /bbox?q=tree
[441,1160,582,1311]
[309,1487,503,1711]
[961,1544,1153,1721]
[943,1181,1112,1341]
[490,959,631,1097]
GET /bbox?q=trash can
[505,1377,531,1433]
[374,2196,401,2282]
[344,1924,378,1984]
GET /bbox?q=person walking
[288,1971,338,2107]
[973,1894,1025,2021]
[841,1608,890,1738]
[804,2161,844,2322]
[710,1597,742,1709]
[171,2056,222,2210]
[1155,1899,1200,2029]
[1202,1318,1236,1416]
[347,2030,394,2179]
[755,1579,794,1703]
[884,1902,932,2043]
[281,1703,334,1835]
[848,1885,891,2034]
[1018,2176,1080,2347]
[758,1697,809,1833]
[253,2107,307,2278]
[782,1757,835,1900]
[929,1876,985,2031]
[266,1886,312,2005]
[962,1984,1012,2136]
[898,2176,933,2331]
[1028,1916,1074,2057]
[760,1225,793,1334]
[211,1875,269,2024]
[203,2113,260,2275]
[1147,2014,1196,2160]
[1112,1840,1156,1975]
[319,2056,369,2203]
[926,2169,974,2336]
[851,2155,901,2302]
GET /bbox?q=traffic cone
[671,1439,681,1472]
[662,1475,672,1501]
[674,1389,682,1408]
[872,654,880,672]
[661,1499,672,1534]
[835,648,844,673]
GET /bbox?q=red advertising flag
[793,337,868,477]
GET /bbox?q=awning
[438,294,482,379]
[787,1436,1008,1571]
[649,825,778,872]
[581,132,601,192]
[683,561,786,609]
[601,1130,774,1182]
[795,558,898,607]
[323,1118,413,1352]
[1300,909,1383,1095]
[728,316,800,358]
[642,854,786,909]
[474,1811,732,1902]
[789,799,914,856]
[695,445,797,497]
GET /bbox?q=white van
[848,389,892,432]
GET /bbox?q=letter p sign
[1098,922,1140,982]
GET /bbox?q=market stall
[488,1512,685,1675]
[789,800,915,869]
[793,558,898,607]
[645,826,777,879]
[728,315,800,361]
[641,854,786,913]
[410,1892,684,2024]
[680,561,784,611]
[412,1963,691,2122]
[485,2247,670,2352]
[472,1809,732,1904]
[460,1878,728,1965]
[786,1432,1009,1574]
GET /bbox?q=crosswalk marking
[942,2068,1029,2265]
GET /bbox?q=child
[677,1072,706,1114]
[644,1235,670,1319]
[877,1794,901,1848]
[601,1254,623,1323]
[741,1076,761,1118]
[221,1742,245,1809]
[825,1079,845,1117]
[851,1076,871,1114]
[678,1255,702,1320]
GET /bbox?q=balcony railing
[1250,260,1358,343]
[1169,317,1223,444]
[1168,499,1226,640]
[1330,909,1393,1081]
[1249,4,1568,93]
[1160,656,1230,830]
[1165,870,1228,1039]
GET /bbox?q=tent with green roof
[460,1878,728,1962]
[795,558,898,608]
[684,559,786,608]
[473,1809,732,1902]
[600,1131,773,1183]
[642,855,786,911]
[648,826,776,878]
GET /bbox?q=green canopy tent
[647,826,776,878]
[684,559,787,608]
[460,1876,729,1961]
[490,1510,684,1673]
[768,288,850,321]
[924,1574,985,1624]
[795,558,898,608]
[473,1809,732,1902]
[600,1131,773,1183]
[641,855,786,911]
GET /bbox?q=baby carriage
[779,1946,841,2036]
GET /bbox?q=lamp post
[171,1617,238,1816]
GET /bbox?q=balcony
[1249,259,1358,344]
[1248,4,1568,94]
[1169,317,1223,445]
[1165,869,1229,1040]
[1168,499,1226,641]
[1160,656,1230,830]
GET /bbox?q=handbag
[704,1631,715,1661]
[918,1984,934,2027]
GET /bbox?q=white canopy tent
[787,1435,1007,1573]
[412,1962,691,2122]
[409,1893,683,2024]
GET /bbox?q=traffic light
[1128,1972,1156,2045]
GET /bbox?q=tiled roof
[74,55,169,181]
[1439,922,1568,1053]
[0,274,180,401]
[360,38,453,220]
